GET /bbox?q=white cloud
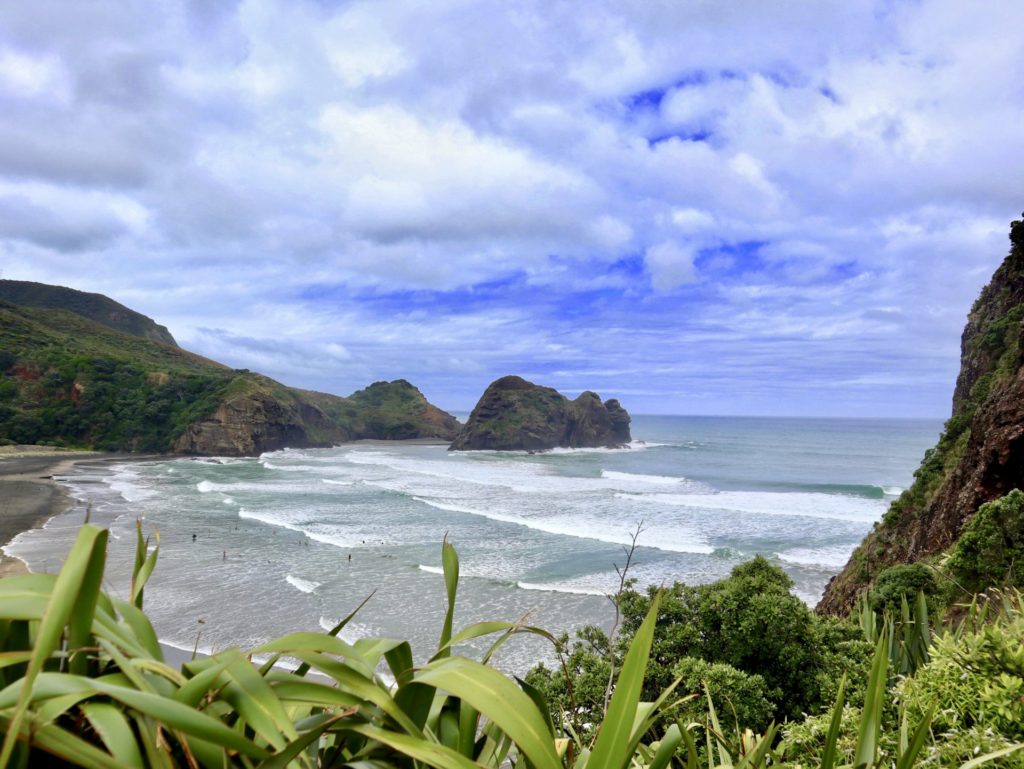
[0,0,1021,415]
[646,241,698,292]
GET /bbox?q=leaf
[0,524,108,768]
[415,656,561,769]
[346,723,480,769]
[436,537,459,659]
[894,704,934,769]
[820,674,847,769]
[853,631,889,769]
[960,743,1024,768]
[588,591,662,769]
[648,723,684,769]
[81,702,145,768]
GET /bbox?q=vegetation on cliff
[0,280,177,346]
[0,284,458,454]
[820,214,1024,613]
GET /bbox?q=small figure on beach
[192,533,196,542]
[222,550,226,561]
[348,553,352,562]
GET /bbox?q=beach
[2,417,941,673]
[0,447,145,576]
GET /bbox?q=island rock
[449,375,631,451]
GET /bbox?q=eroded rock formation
[450,375,631,451]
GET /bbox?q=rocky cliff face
[173,389,351,456]
[450,375,631,451]
[819,213,1024,614]
[174,378,459,456]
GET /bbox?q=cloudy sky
[1,1,1022,417]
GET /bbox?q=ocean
[5,415,942,673]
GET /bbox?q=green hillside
[0,287,459,454]
[0,280,177,346]
[0,301,234,451]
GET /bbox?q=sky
[1,1,1022,417]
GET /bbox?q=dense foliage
[526,557,870,734]
[0,302,234,450]
[948,489,1024,592]
[868,563,939,613]
[1,524,1022,768]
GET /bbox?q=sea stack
[449,375,631,451]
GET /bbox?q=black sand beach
[0,448,157,575]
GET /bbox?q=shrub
[869,563,938,613]
[948,489,1024,592]
[672,656,774,734]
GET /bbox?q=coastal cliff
[0,283,458,455]
[450,375,631,451]
[819,213,1024,613]
[173,378,460,455]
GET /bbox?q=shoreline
[0,440,447,577]
[0,448,167,576]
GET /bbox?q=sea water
[4,415,942,673]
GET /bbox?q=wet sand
[0,448,158,575]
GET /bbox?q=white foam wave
[237,509,362,550]
[778,545,856,569]
[882,486,903,497]
[418,564,444,575]
[238,508,306,534]
[600,470,686,485]
[517,581,606,596]
[108,470,158,503]
[198,479,309,494]
[285,574,321,593]
[412,496,714,554]
[223,497,235,505]
[616,490,884,522]
[261,461,323,472]
[322,479,354,486]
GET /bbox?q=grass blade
[588,591,663,769]
[436,537,459,659]
[820,673,847,769]
[415,655,561,769]
[853,631,889,769]
[0,524,108,768]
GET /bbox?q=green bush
[672,656,774,734]
[869,563,938,613]
[948,489,1024,592]
[529,557,871,731]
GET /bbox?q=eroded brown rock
[819,213,1024,614]
[450,375,631,451]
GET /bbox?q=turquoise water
[5,415,942,672]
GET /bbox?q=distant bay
[5,415,942,673]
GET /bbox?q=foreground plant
[0,523,678,768]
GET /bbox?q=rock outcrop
[449,375,631,451]
[345,380,461,441]
[173,378,460,456]
[819,213,1024,614]
[173,384,351,456]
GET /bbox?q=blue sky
[1,1,1022,416]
